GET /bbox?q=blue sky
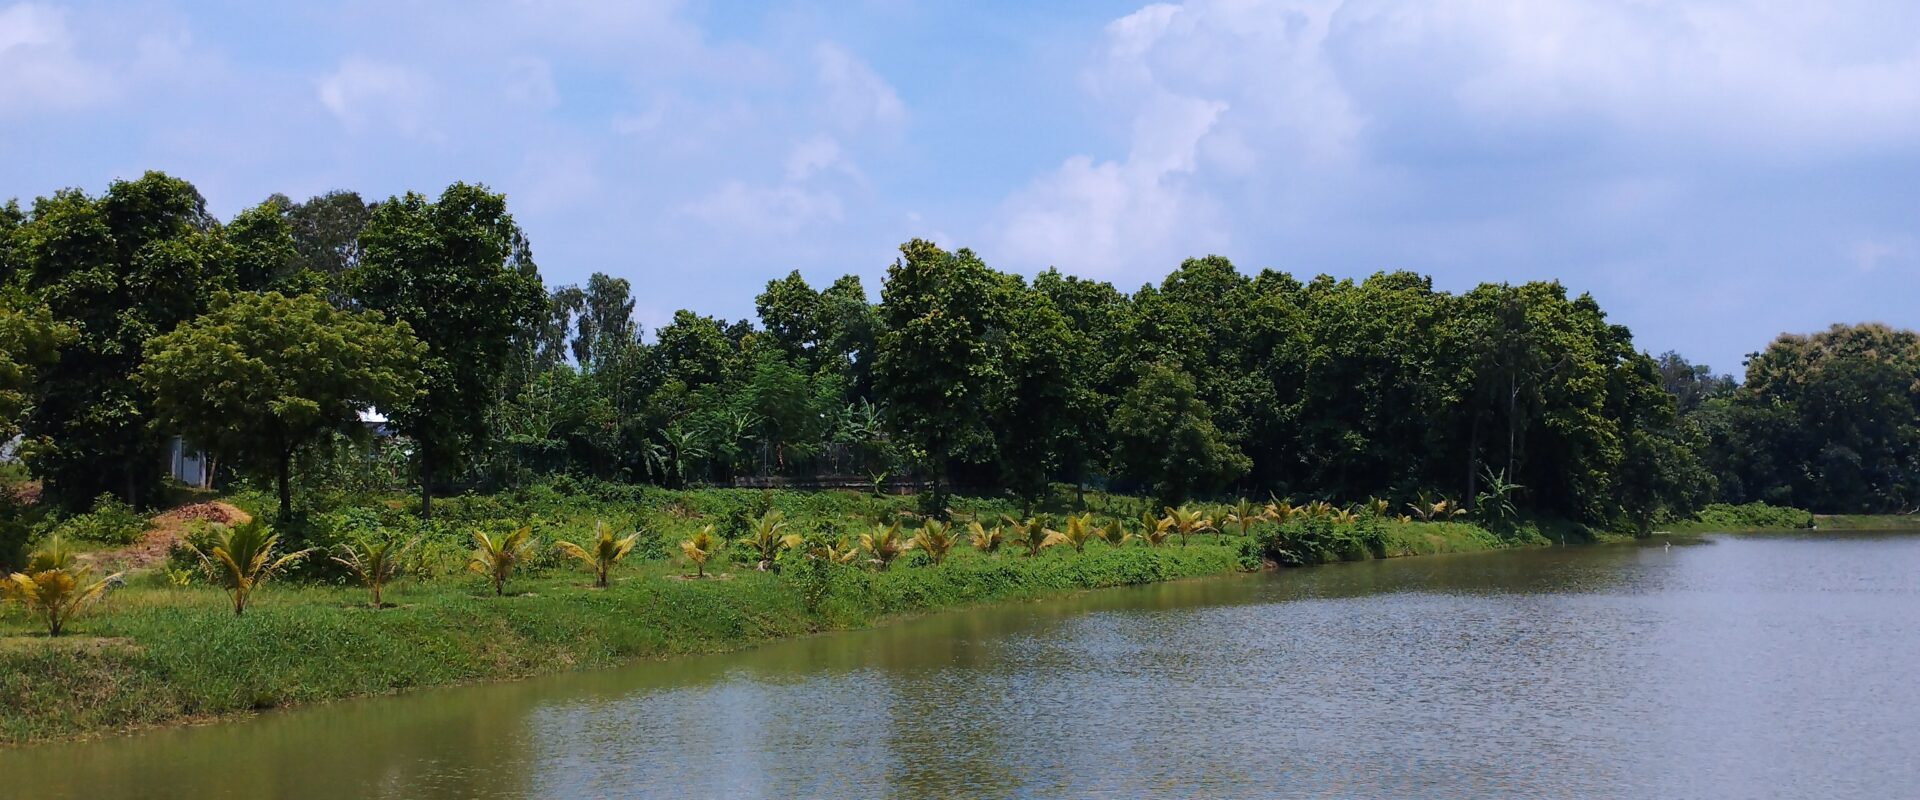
[3,1,1917,374]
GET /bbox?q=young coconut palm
[736,510,800,571]
[4,537,120,636]
[1264,500,1299,524]
[1164,506,1215,547]
[468,526,537,596]
[1223,499,1265,537]
[555,521,642,587]
[332,536,414,607]
[860,521,915,570]
[1055,514,1098,553]
[1362,497,1391,519]
[680,525,720,578]
[192,521,311,615]
[967,520,1006,553]
[1095,519,1134,548]
[1010,517,1067,557]
[1138,509,1173,547]
[1328,507,1360,525]
[1407,493,1466,523]
[912,519,961,566]
[805,534,863,565]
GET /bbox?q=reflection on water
[8,532,1920,799]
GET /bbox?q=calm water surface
[7,532,1919,799]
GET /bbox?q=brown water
[7,532,1919,799]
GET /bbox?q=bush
[1686,502,1815,531]
[52,494,148,545]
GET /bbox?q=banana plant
[4,537,120,636]
[735,510,800,571]
[1164,506,1215,547]
[912,519,961,566]
[333,536,415,607]
[680,525,720,578]
[192,521,312,615]
[1476,466,1524,528]
[1096,519,1134,548]
[1009,517,1066,557]
[1055,514,1098,553]
[967,521,1006,553]
[555,521,641,587]
[861,521,914,569]
[468,526,537,596]
[1223,499,1265,537]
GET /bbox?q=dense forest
[1,173,1915,532]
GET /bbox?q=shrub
[53,494,147,545]
[1688,502,1815,531]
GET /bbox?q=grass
[0,484,1541,747]
[1813,514,1920,531]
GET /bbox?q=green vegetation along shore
[3,485,1538,747]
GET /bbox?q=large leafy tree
[12,172,232,508]
[344,183,545,518]
[140,292,425,519]
[874,240,1005,509]
[1109,361,1250,506]
[1713,324,1920,512]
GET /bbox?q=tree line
[1,172,1913,529]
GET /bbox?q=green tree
[140,292,424,519]
[1108,361,1250,506]
[13,172,233,509]
[344,183,545,518]
[226,197,304,292]
[874,240,1004,510]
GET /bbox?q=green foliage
[1699,324,1920,513]
[345,183,546,516]
[1678,502,1816,532]
[139,291,425,519]
[52,493,147,545]
[13,172,232,509]
[0,288,72,440]
[1109,363,1249,506]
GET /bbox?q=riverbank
[1,486,1525,747]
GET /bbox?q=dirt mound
[98,502,253,571]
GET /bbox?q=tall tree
[874,240,1004,510]
[14,172,232,508]
[345,183,545,518]
[140,292,425,519]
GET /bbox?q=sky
[3,0,1917,374]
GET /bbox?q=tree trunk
[420,447,434,521]
[277,450,293,521]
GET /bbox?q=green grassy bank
[0,485,1522,747]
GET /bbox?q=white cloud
[815,42,906,134]
[680,181,843,236]
[0,3,113,112]
[502,57,559,109]
[316,57,437,139]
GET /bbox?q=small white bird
[1664,541,1671,552]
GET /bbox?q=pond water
[6,532,1919,799]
